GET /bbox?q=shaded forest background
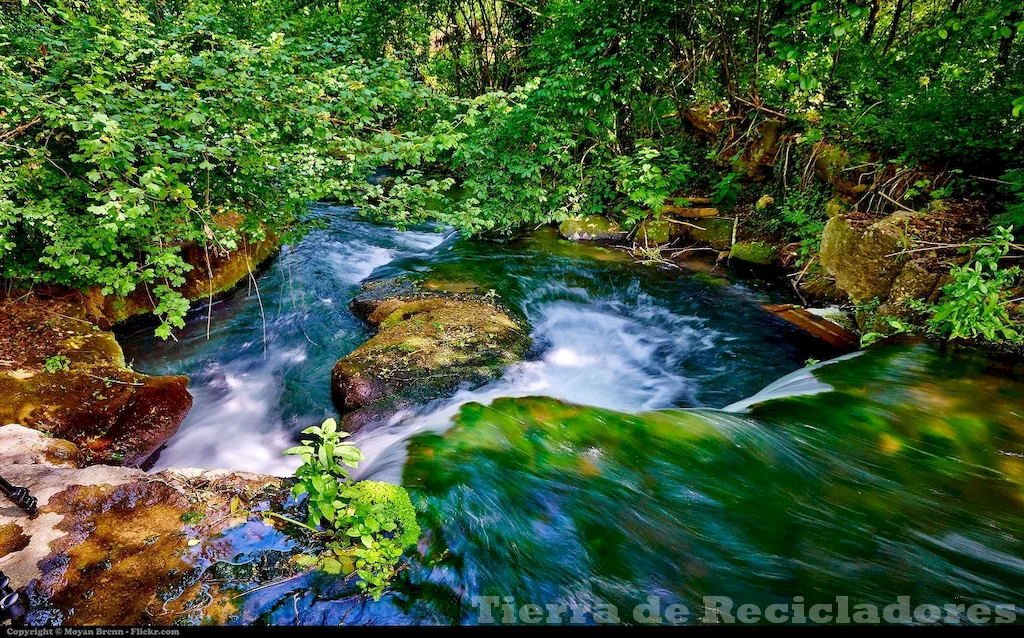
[1,0,1022,335]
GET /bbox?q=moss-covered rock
[674,217,735,250]
[0,425,295,626]
[819,212,915,303]
[333,281,530,430]
[636,219,671,245]
[729,241,780,266]
[557,216,627,241]
[0,299,191,467]
[871,258,947,328]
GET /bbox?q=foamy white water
[147,219,449,475]
[126,207,834,478]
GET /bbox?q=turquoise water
[120,207,1024,625]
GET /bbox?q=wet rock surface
[79,236,279,328]
[557,215,627,241]
[729,240,780,266]
[0,425,297,626]
[333,279,530,431]
[0,298,192,467]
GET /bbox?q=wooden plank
[763,304,859,349]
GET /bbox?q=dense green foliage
[0,0,448,334]
[340,0,1024,226]
[2,0,1022,339]
[860,227,1022,346]
[928,227,1022,342]
[284,418,421,600]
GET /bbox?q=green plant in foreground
[928,227,1022,343]
[283,419,420,600]
[43,355,71,373]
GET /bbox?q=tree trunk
[997,10,1021,74]
[863,0,881,44]
[883,0,907,56]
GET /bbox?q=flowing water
[120,205,1024,625]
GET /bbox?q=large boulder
[819,212,915,303]
[0,425,294,626]
[0,299,192,467]
[332,281,530,431]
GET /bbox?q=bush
[928,228,1022,343]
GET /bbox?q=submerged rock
[0,299,191,467]
[558,216,627,242]
[333,280,530,431]
[0,425,295,626]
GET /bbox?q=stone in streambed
[332,282,530,431]
[558,216,627,241]
[729,241,780,266]
[672,217,734,250]
[636,220,671,245]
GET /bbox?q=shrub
[928,228,1022,343]
[283,419,421,600]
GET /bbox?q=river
[119,205,1024,625]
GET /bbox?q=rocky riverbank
[0,238,279,468]
[0,425,297,625]
[555,198,1019,349]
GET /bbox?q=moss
[681,217,734,250]
[636,219,671,245]
[729,241,779,266]
[0,523,30,558]
[558,215,627,241]
[334,285,530,430]
[691,272,730,287]
[79,237,279,327]
[348,481,421,550]
[180,511,206,525]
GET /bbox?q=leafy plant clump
[43,355,71,373]
[928,227,1022,343]
[859,228,1023,347]
[284,418,421,600]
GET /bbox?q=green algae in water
[395,342,1024,624]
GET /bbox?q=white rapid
[121,206,835,477]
